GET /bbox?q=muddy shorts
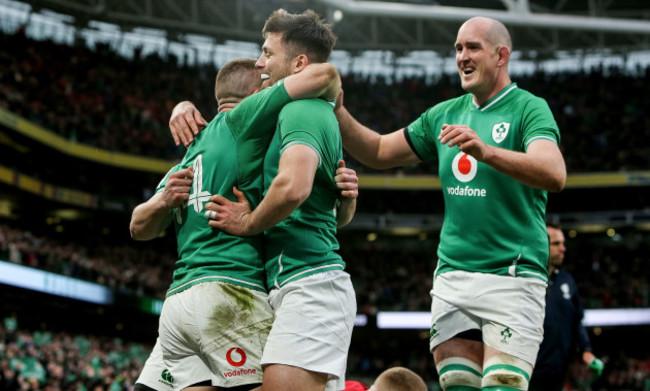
[159,281,274,388]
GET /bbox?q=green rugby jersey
[262,99,345,288]
[405,83,559,281]
[156,80,291,296]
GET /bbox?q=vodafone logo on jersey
[447,152,487,197]
[226,347,247,367]
[451,152,477,182]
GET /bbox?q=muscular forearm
[244,146,317,234]
[336,106,386,169]
[130,195,172,240]
[283,63,341,102]
[481,141,566,192]
[336,106,420,169]
[244,173,310,235]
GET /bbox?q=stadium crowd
[2,222,649,312]
[0,29,215,161]
[1,315,649,390]
[0,223,174,300]
[0,317,150,391]
[1,29,650,173]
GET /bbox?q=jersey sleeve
[405,107,439,161]
[521,96,561,150]
[277,101,332,166]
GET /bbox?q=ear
[293,54,309,73]
[497,45,510,67]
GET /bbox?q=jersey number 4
[174,154,212,224]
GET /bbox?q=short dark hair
[262,8,336,63]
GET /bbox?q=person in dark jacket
[529,222,604,391]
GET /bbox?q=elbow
[371,161,400,170]
[337,216,353,228]
[547,172,567,193]
[546,153,567,193]
[315,65,341,100]
[129,224,144,241]
[284,186,311,206]
[274,173,312,206]
[129,222,151,241]
[317,63,338,84]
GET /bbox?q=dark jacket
[533,268,592,376]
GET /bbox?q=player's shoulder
[282,98,334,114]
[510,85,548,105]
[199,112,226,135]
[423,93,470,116]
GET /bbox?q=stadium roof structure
[20,0,650,57]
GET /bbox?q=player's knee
[481,355,533,391]
[436,357,482,391]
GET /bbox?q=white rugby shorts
[262,270,357,391]
[159,281,274,388]
[429,270,546,365]
[135,338,212,390]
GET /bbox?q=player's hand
[160,167,193,209]
[335,160,358,199]
[588,357,604,379]
[169,101,207,147]
[438,124,490,161]
[205,187,253,236]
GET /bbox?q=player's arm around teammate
[206,142,318,236]
[169,62,341,148]
[204,156,358,234]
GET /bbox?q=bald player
[333,16,566,391]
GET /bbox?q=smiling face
[256,32,295,88]
[454,17,511,104]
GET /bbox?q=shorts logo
[451,152,477,183]
[226,347,247,367]
[492,122,510,143]
[500,327,512,344]
[159,369,174,387]
[430,323,438,339]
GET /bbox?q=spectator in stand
[2,28,650,173]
